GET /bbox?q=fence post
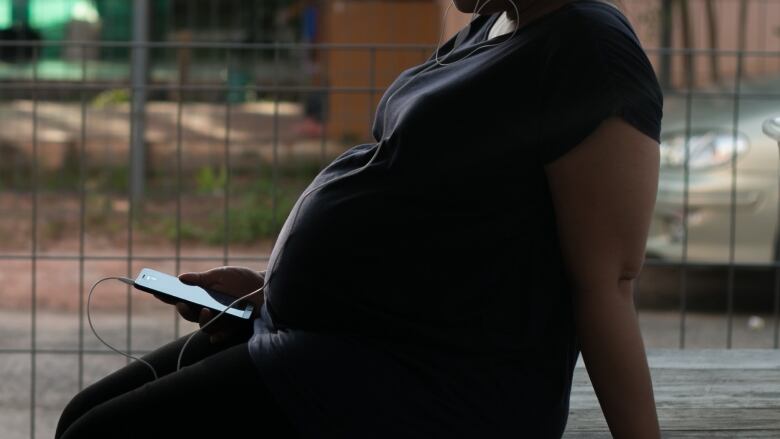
[11,0,29,25]
[659,0,673,89]
[130,0,149,206]
[764,117,780,349]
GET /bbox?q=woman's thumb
[178,272,202,285]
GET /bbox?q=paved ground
[1,308,778,439]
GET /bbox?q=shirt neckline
[478,0,596,44]
[488,12,517,40]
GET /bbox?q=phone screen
[133,268,254,319]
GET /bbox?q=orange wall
[321,0,441,140]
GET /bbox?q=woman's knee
[54,362,154,438]
[56,396,143,439]
[55,387,98,439]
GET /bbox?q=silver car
[646,76,780,265]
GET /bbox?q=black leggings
[55,330,298,438]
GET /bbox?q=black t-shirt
[249,2,663,437]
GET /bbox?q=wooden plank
[567,349,780,435]
[563,430,780,438]
[567,408,780,431]
[575,349,780,370]
[646,349,780,370]
[571,369,780,409]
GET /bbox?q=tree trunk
[738,0,749,52]
[659,0,673,89]
[734,0,749,87]
[678,0,695,88]
[704,0,720,84]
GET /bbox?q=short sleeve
[535,6,663,165]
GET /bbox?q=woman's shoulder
[532,1,663,165]
[545,1,645,53]
[536,1,657,83]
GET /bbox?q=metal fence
[0,39,435,439]
[641,46,780,351]
[1,37,780,437]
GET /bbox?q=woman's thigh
[57,340,297,438]
[56,330,252,438]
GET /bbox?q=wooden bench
[565,349,780,438]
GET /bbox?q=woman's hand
[164,266,265,344]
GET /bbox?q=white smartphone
[133,268,254,320]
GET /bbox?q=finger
[178,272,203,286]
[180,267,227,289]
[208,325,241,345]
[175,302,199,322]
[197,308,236,337]
[154,294,177,305]
[199,307,217,329]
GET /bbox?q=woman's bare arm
[544,117,661,438]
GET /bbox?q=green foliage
[7,156,320,247]
[195,165,227,194]
[158,160,318,245]
[84,193,113,228]
[105,166,130,192]
[205,188,297,245]
[155,215,207,243]
[0,161,125,194]
[42,217,68,241]
[91,88,131,109]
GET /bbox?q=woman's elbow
[572,258,644,302]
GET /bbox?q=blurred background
[0,0,779,437]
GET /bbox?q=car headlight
[660,130,749,169]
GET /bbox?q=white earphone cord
[88,277,264,381]
[174,285,263,371]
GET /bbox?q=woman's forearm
[575,279,660,439]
